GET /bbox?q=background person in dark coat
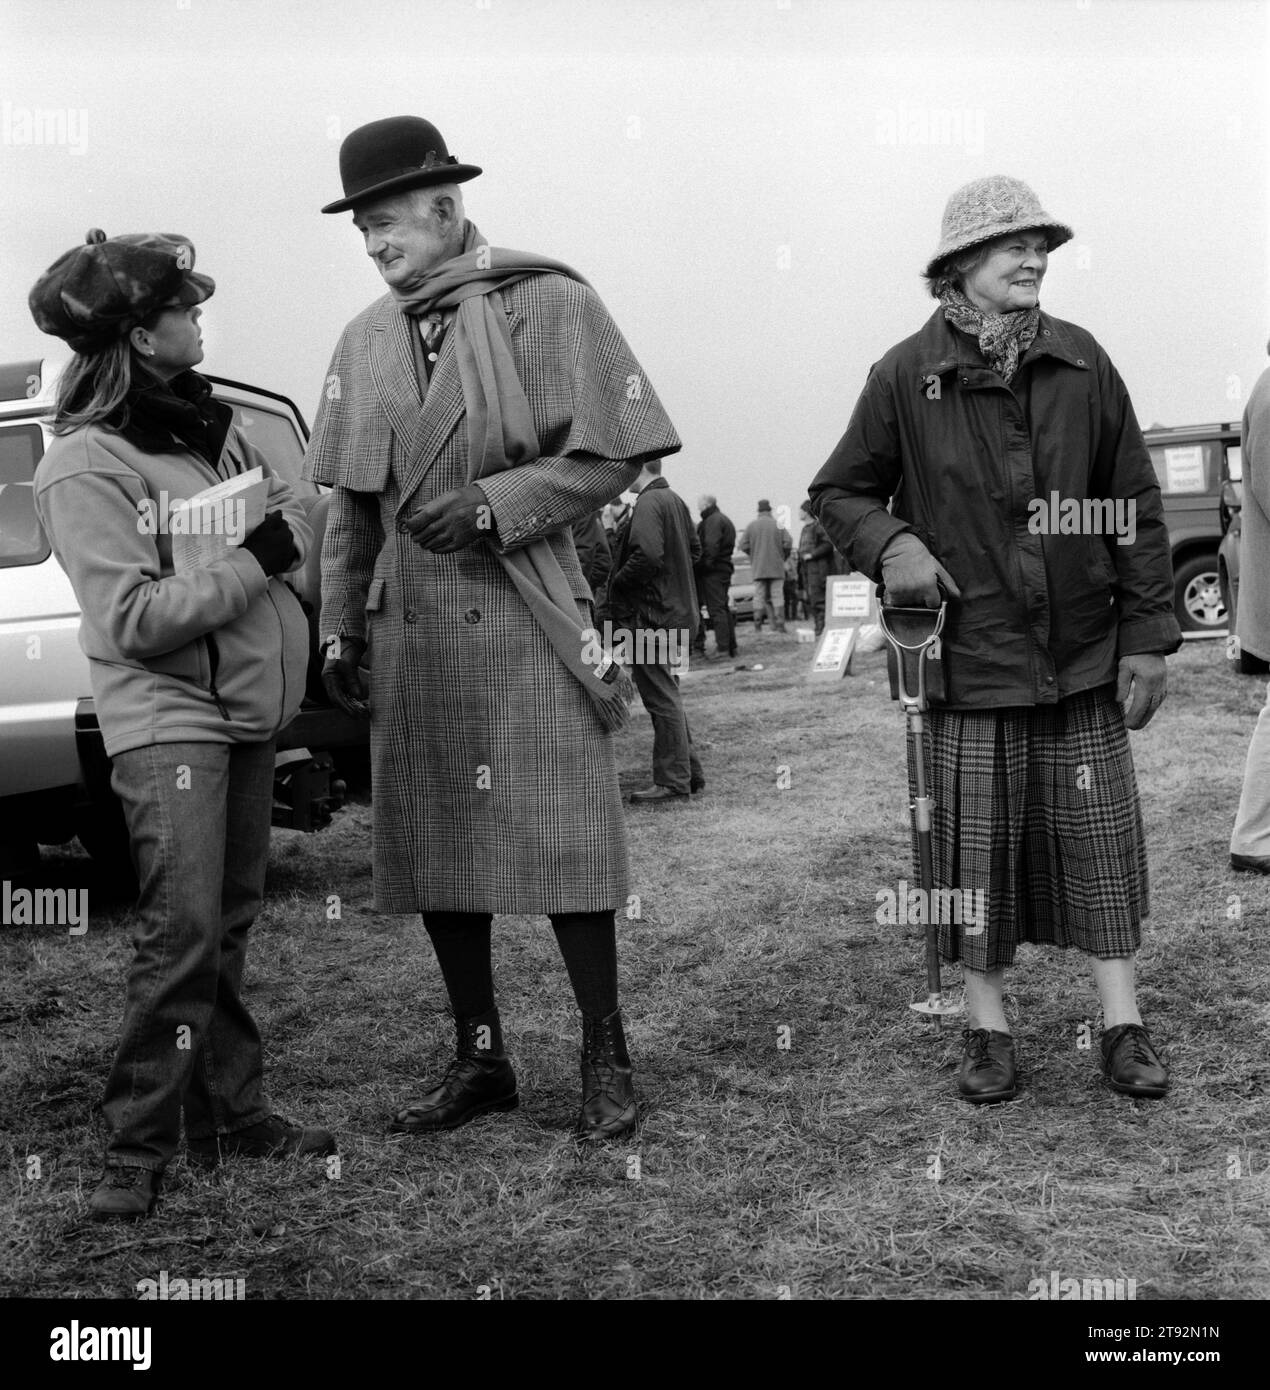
[798,502,834,634]
[692,493,737,659]
[571,508,612,604]
[608,460,704,801]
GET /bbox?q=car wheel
[1173,554,1226,633]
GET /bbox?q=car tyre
[1173,553,1225,633]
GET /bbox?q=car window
[1226,445,1243,482]
[226,404,306,487]
[1148,441,1221,495]
[0,424,51,569]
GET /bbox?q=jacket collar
[916,306,1090,379]
[636,476,669,497]
[110,370,232,468]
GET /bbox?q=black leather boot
[390,1008,518,1134]
[576,1008,637,1142]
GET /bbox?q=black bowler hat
[321,115,482,214]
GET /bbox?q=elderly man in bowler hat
[309,116,680,1142]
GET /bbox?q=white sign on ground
[809,574,877,680]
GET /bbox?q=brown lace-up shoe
[187,1115,336,1167]
[1101,1023,1168,1099]
[957,1028,1017,1104]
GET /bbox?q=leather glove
[879,531,962,608]
[403,484,492,553]
[242,511,298,577]
[1116,653,1166,730]
[322,636,370,719]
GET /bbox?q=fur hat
[925,176,1072,280]
[29,229,213,353]
[321,116,481,214]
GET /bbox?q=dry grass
[1,633,1268,1301]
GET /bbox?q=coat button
[464,608,481,624]
[404,609,418,623]
[397,521,411,535]
[1076,358,1086,366]
[1043,329,1052,336]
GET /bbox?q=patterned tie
[419,313,444,378]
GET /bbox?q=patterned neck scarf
[938,283,1039,384]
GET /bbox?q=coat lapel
[395,305,523,517]
[367,302,424,444]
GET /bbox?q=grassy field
[2,631,1268,1302]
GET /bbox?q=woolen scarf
[390,221,633,731]
[938,283,1039,385]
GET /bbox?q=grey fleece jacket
[34,421,312,756]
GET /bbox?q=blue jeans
[102,740,276,1171]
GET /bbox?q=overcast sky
[2,0,1266,525]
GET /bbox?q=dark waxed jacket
[809,307,1182,709]
[609,477,701,637]
[695,503,736,577]
[571,509,612,596]
[798,519,833,563]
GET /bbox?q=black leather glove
[322,636,370,719]
[242,511,298,577]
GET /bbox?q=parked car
[727,555,755,622]
[0,355,369,884]
[1143,421,1242,634]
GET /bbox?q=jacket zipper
[205,633,232,721]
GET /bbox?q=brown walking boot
[88,1165,160,1222]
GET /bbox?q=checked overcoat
[304,271,680,914]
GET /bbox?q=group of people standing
[28,114,1188,1224]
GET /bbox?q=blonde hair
[51,328,163,435]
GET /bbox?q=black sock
[550,911,619,1017]
[422,912,495,1018]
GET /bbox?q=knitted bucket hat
[925,176,1073,280]
[29,229,214,354]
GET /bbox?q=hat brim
[175,271,215,306]
[924,220,1073,281]
[321,162,483,214]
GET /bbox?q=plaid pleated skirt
[905,684,1148,971]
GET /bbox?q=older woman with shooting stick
[810,176,1180,1105]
